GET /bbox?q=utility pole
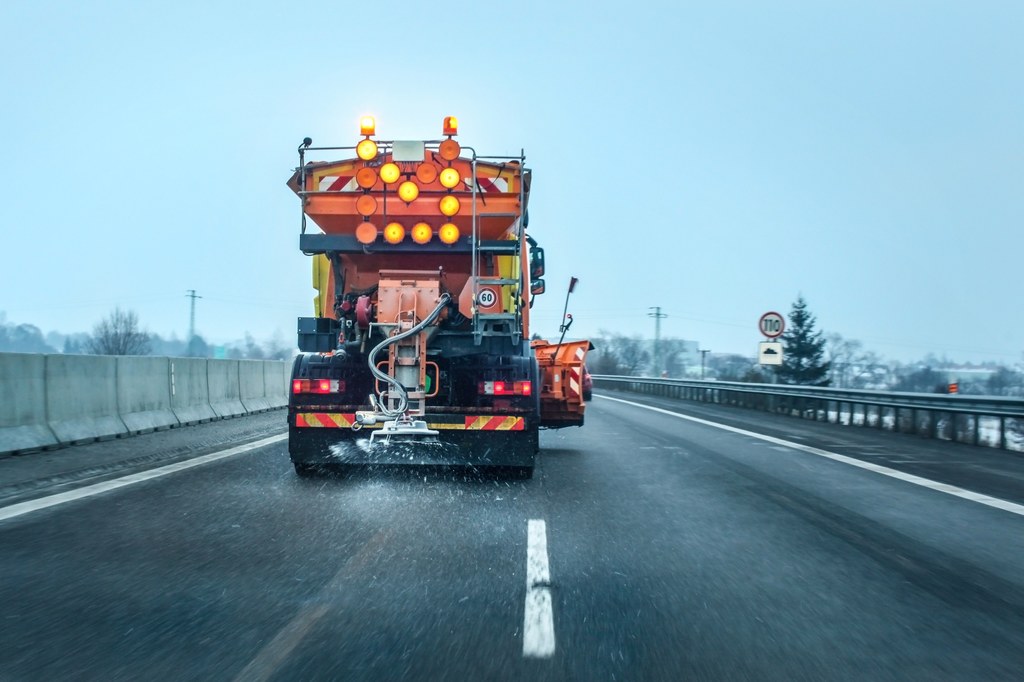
[700,349,710,380]
[648,306,667,376]
[186,290,202,354]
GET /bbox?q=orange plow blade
[531,339,592,428]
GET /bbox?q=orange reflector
[411,222,432,244]
[438,222,460,244]
[379,162,400,184]
[438,166,461,189]
[356,194,377,217]
[439,195,460,217]
[359,115,376,136]
[356,138,377,161]
[355,221,378,244]
[356,167,377,189]
[398,180,419,203]
[383,222,405,244]
[439,139,461,161]
[416,162,438,184]
[443,116,458,136]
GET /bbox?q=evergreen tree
[777,296,831,386]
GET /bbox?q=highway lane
[1,396,1023,680]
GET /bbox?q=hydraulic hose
[366,293,451,418]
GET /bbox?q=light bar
[293,378,345,394]
[398,180,419,203]
[384,221,405,244]
[356,138,377,161]
[411,222,432,244]
[439,195,460,217]
[478,380,531,396]
[438,222,460,244]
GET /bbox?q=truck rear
[286,116,588,477]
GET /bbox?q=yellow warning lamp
[439,195,460,217]
[398,180,419,203]
[356,194,377,217]
[438,166,461,189]
[355,167,377,189]
[411,222,433,244]
[443,116,458,136]
[379,162,401,184]
[383,222,406,244]
[416,162,438,184]
[356,138,378,161]
[360,115,376,136]
[355,221,378,245]
[439,138,461,161]
[438,222,460,245]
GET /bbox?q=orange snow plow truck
[286,116,589,478]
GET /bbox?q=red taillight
[478,381,532,396]
[292,379,345,394]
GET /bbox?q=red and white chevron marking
[318,175,357,192]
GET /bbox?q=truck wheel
[509,465,534,480]
[293,463,318,478]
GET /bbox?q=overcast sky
[1,2,1021,364]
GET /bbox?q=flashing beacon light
[439,195,460,217]
[356,138,378,161]
[438,222,460,245]
[360,115,376,136]
[383,222,406,244]
[443,116,458,136]
[398,181,420,203]
[411,222,433,245]
[355,221,378,244]
[379,162,401,184]
[438,166,461,189]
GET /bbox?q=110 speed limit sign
[759,311,785,339]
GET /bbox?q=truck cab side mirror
[529,246,545,279]
[530,278,545,296]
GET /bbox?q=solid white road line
[0,433,288,523]
[598,395,1024,518]
[523,518,556,658]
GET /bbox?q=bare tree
[590,330,650,376]
[87,308,151,356]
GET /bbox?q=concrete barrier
[0,353,59,454]
[1,354,288,455]
[264,361,288,408]
[46,354,127,443]
[117,356,179,433]
[207,359,245,418]
[239,360,273,412]
[169,358,217,424]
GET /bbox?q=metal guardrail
[593,375,1024,451]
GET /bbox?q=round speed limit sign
[477,288,498,309]
[759,311,785,339]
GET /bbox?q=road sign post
[758,312,785,366]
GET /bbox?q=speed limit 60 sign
[759,311,785,339]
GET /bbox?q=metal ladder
[470,152,526,345]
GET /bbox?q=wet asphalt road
[1,394,1023,680]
